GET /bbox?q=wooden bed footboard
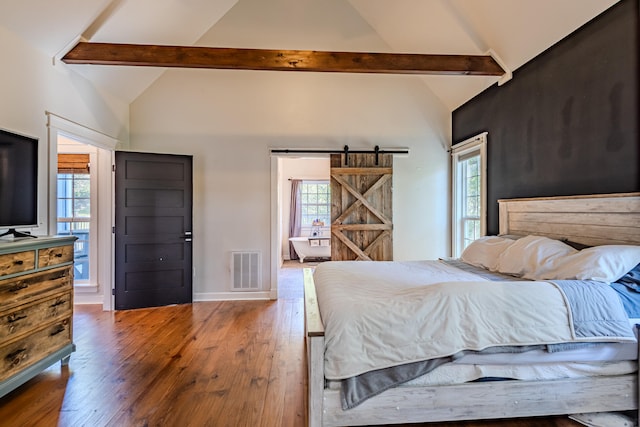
[321,376,637,426]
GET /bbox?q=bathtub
[289,236,331,262]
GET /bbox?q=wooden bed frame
[304,192,640,427]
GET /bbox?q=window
[300,181,331,227]
[452,133,487,257]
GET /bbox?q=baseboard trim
[74,294,104,304]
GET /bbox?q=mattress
[327,360,638,390]
[453,319,639,365]
[452,342,637,364]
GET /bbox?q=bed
[303,192,640,427]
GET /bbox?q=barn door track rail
[270,145,408,166]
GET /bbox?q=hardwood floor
[0,268,587,426]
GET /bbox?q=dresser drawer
[38,245,74,268]
[0,251,36,276]
[0,266,72,309]
[0,317,72,382]
[0,291,72,341]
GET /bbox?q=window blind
[58,153,89,174]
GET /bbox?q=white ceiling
[0,0,619,110]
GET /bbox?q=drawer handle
[50,324,66,336]
[55,253,63,258]
[7,314,27,323]
[13,260,24,265]
[50,299,67,308]
[6,348,27,366]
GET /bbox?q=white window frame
[451,132,487,258]
[300,180,331,235]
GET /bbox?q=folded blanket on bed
[552,280,634,342]
[312,260,636,409]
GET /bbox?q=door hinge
[112,164,116,172]
[112,226,115,234]
[111,289,115,296]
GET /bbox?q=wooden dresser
[0,236,76,398]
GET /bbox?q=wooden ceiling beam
[61,42,505,76]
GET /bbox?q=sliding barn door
[330,153,393,261]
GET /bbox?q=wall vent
[231,251,261,291]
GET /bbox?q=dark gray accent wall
[452,0,639,235]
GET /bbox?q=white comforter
[313,260,632,380]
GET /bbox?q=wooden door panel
[330,153,393,261]
[115,152,193,310]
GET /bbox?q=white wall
[0,25,129,236]
[130,68,451,299]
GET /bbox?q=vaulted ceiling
[0,0,618,110]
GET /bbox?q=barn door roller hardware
[270,145,408,166]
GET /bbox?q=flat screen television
[0,128,38,238]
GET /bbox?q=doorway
[272,156,330,299]
[48,113,117,309]
[271,152,394,297]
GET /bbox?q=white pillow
[537,245,640,283]
[460,236,515,271]
[496,235,577,278]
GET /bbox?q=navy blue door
[114,151,193,310]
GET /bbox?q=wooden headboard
[498,192,640,247]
